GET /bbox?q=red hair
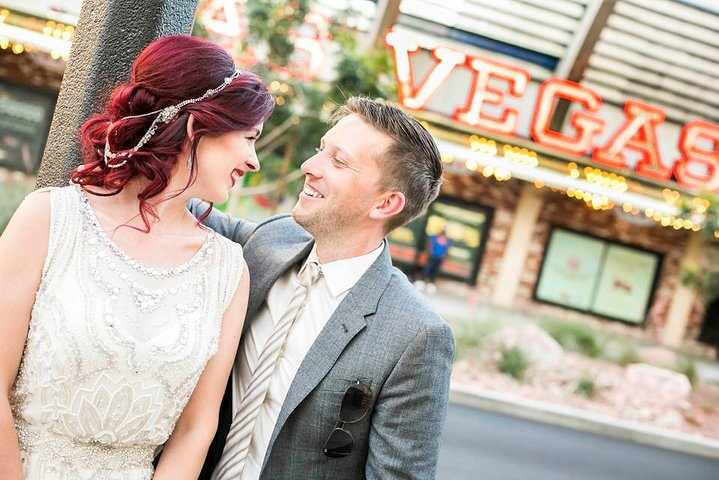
[72,35,274,230]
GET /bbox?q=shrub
[0,179,34,235]
[674,356,698,386]
[498,345,530,380]
[454,319,503,359]
[600,335,641,366]
[575,375,597,398]
[539,318,602,358]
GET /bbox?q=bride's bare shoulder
[1,187,52,250]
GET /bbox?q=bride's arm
[153,263,249,479]
[0,192,50,479]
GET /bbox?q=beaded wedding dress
[10,185,244,479]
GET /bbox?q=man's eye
[315,146,323,153]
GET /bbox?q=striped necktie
[213,261,322,480]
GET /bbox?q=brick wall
[440,171,520,303]
[524,191,691,342]
[441,172,708,343]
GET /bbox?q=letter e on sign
[453,56,530,136]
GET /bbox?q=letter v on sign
[385,30,465,110]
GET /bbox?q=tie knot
[299,261,322,288]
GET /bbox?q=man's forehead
[326,114,390,145]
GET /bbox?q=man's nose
[300,151,322,177]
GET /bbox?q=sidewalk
[450,382,719,460]
[421,284,719,460]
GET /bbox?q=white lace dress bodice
[10,186,245,479]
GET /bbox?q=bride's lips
[230,169,245,187]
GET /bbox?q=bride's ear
[186,114,195,143]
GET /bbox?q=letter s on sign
[674,120,719,192]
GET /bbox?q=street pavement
[420,285,719,459]
[438,403,719,480]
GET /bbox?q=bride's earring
[186,151,193,170]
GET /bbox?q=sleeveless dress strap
[205,237,245,355]
[38,186,83,289]
[216,238,246,312]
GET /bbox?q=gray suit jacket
[191,201,455,480]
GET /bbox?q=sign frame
[532,225,664,326]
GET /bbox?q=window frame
[532,225,664,326]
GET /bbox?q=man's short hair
[331,97,443,233]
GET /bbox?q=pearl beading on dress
[11,186,246,479]
[75,185,216,280]
[16,419,155,474]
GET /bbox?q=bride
[0,35,274,479]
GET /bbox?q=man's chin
[291,208,310,228]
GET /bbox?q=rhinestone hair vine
[103,68,245,169]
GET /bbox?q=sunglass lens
[339,383,372,423]
[324,428,353,458]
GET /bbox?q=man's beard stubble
[292,200,361,241]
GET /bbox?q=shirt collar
[304,242,385,298]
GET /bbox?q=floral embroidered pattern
[11,186,245,479]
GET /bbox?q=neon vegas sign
[385,30,719,192]
[199,0,331,80]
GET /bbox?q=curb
[450,382,719,460]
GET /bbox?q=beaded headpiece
[103,69,245,169]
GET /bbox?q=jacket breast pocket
[319,376,373,394]
[316,377,374,422]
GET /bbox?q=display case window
[0,82,56,174]
[387,197,492,284]
[534,227,662,325]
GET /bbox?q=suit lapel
[261,245,394,470]
[244,238,314,331]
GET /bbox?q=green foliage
[245,1,311,67]
[678,192,719,302]
[453,319,503,359]
[575,375,597,398]
[599,335,640,366]
[0,179,33,235]
[679,264,706,291]
[331,28,396,101]
[539,318,602,358]
[194,1,399,216]
[498,345,530,380]
[674,356,698,386]
[191,16,208,38]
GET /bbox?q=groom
[194,97,455,479]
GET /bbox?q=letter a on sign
[385,30,465,110]
[593,100,671,181]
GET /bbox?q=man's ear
[369,191,405,222]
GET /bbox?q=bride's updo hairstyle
[72,35,274,228]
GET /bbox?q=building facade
[381,0,719,351]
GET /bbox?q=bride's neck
[89,176,193,233]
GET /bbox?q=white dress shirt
[229,242,383,480]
